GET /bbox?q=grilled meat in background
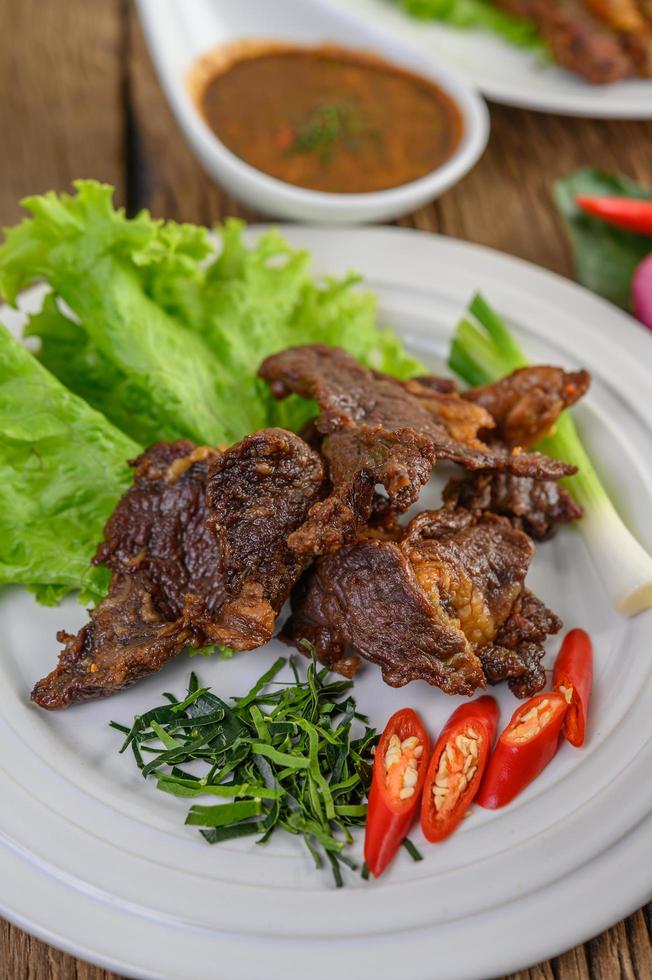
[492,0,652,83]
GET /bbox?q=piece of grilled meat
[494,0,635,82]
[442,365,589,539]
[259,345,575,558]
[206,427,325,629]
[443,471,582,540]
[32,431,323,709]
[584,0,652,75]
[283,507,560,698]
[461,365,590,448]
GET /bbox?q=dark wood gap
[644,903,652,941]
[121,0,148,215]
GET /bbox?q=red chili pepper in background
[553,628,593,748]
[575,195,652,236]
[421,696,499,843]
[476,693,568,809]
[364,707,429,878]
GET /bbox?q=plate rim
[1,224,651,979]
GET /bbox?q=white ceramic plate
[326,0,652,118]
[1,227,652,980]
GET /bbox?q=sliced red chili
[553,628,593,747]
[476,693,568,809]
[574,195,652,236]
[364,707,429,878]
[421,696,499,843]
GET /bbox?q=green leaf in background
[0,324,139,602]
[554,168,652,312]
[1,182,423,448]
[395,0,544,50]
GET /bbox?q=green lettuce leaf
[554,168,652,311]
[0,323,139,602]
[1,182,423,447]
[395,0,543,49]
[0,182,423,604]
[0,182,253,446]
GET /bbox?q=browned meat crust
[440,365,588,539]
[622,29,652,74]
[494,0,635,83]
[462,366,591,448]
[638,0,652,23]
[205,427,324,623]
[584,0,652,75]
[32,431,323,709]
[282,536,485,695]
[443,471,583,540]
[407,375,459,395]
[478,591,562,697]
[32,441,223,709]
[259,345,575,557]
[283,507,560,697]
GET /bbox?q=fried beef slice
[478,590,562,697]
[442,366,589,538]
[31,441,222,709]
[283,507,560,697]
[443,471,582,540]
[461,365,590,448]
[205,427,324,625]
[32,431,323,709]
[402,509,560,696]
[282,536,485,695]
[259,345,575,557]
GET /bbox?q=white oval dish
[328,0,652,119]
[136,0,489,223]
[1,226,652,979]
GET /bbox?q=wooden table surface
[0,1,650,978]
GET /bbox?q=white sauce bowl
[137,0,490,224]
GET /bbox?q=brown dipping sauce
[192,43,463,194]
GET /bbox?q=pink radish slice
[632,253,652,331]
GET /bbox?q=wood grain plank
[0,0,125,226]
[624,909,652,980]
[2,908,651,979]
[503,962,556,980]
[586,918,641,980]
[125,7,255,224]
[552,943,592,980]
[399,105,652,280]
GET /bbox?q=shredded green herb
[112,652,381,886]
[287,101,379,162]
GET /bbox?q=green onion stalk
[448,293,652,616]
